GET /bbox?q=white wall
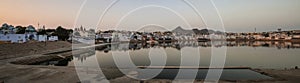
[0,34,27,43]
[37,35,47,42]
[0,34,59,43]
[48,36,58,41]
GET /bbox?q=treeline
[192,28,224,35]
[15,26,73,41]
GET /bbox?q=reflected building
[94,41,300,52]
[73,41,300,62]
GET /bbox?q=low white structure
[0,34,58,43]
[37,35,47,42]
[48,36,58,41]
[0,34,27,43]
[292,30,300,39]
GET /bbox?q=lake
[35,41,300,81]
[68,41,300,69]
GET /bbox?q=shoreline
[0,41,80,83]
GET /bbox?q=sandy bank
[0,41,71,60]
[0,63,80,83]
[256,69,300,83]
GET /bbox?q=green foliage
[15,26,26,34]
[54,26,73,41]
[37,29,47,35]
[198,29,209,35]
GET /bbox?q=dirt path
[0,63,80,83]
[0,41,71,60]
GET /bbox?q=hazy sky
[0,0,299,32]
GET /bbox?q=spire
[38,22,40,29]
[80,25,83,31]
[43,25,45,30]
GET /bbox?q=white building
[0,24,58,43]
[0,34,27,43]
[0,23,17,34]
[292,30,300,39]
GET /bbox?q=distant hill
[172,26,224,35]
[137,25,169,32]
[171,26,194,35]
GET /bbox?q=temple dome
[1,23,9,29]
[26,25,37,32]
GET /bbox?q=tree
[262,32,269,37]
[287,31,291,36]
[15,26,26,34]
[192,29,200,35]
[55,26,71,41]
[37,29,47,35]
[199,29,209,35]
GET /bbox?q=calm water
[139,69,272,80]
[36,41,300,80]
[69,41,300,69]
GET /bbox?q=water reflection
[96,41,300,53]
[36,57,73,66]
[73,48,96,62]
[72,41,300,69]
[138,69,272,80]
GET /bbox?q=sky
[0,0,299,32]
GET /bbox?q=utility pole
[43,25,47,46]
